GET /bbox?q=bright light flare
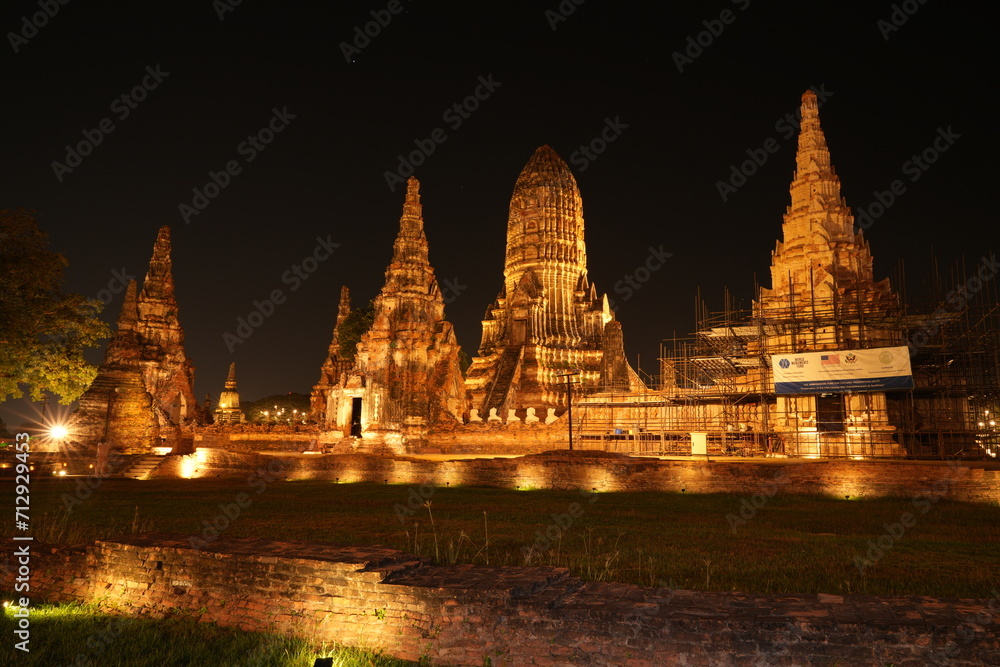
[49,425,68,440]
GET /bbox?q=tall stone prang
[752,89,903,456]
[66,280,161,455]
[213,362,244,424]
[309,286,353,423]
[316,177,467,441]
[465,145,644,416]
[135,226,199,428]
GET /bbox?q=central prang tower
[466,145,643,417]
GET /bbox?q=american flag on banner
[821,354,840,365]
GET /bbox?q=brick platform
[149,449,1000,504]
[7,533,998,666]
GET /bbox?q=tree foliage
[337,300,376,361]
[0,209,110,404]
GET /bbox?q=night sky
[1,1,993,425]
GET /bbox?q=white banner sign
[771,346,914,394]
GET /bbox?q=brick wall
[156,449,1000,504]
[9,534,998,666]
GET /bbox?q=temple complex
[213,362,244,424]
[465,145,644,420]
[311,177,467,445]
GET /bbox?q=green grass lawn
[0,601,415,666]
[6,478,999,599]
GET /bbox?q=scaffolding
[572,261,1000,459]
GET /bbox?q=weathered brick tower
[315,177,467,443]
[135,226,199,429]
[465,145,643,418]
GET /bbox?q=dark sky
[1,1,993,423]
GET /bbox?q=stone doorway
[350,397,363,437]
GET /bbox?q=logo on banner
[879,351,894,364]
[778,358,790,369]
[845,353,858,364]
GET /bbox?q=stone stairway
[122,454,168,480]
[482,345,523,416]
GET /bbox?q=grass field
[6,478,999,599]
[0,601,414,666]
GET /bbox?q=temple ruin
[311,177,467,447]
[66,226,200,455]
[464,145,645,422]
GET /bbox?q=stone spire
[309,285,354,423]
[103,280,141,369]
[380,176,438,299]
[135,225,199,428]
[332,286,351,349]
[214,362,243,423]
[760,90,894,313]
[466,145,644,415]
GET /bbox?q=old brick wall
[155,450,1000,504]
[7,534,998,666]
